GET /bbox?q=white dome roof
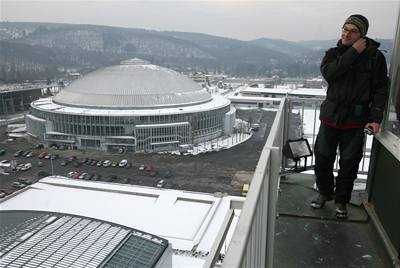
[53,59,212,109]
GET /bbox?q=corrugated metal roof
[53,61,211,109]
[0,211,168,268]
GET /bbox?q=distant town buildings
[0,85,42,116]
[0,82,65,117]
[228,84,326,109]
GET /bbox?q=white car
[156,179,165,188]
[118,159,128,167]
[103,160,112,167]
[21,163,32,171]
[138,164,145,171]
[67,171,76,178]
[78,173,88,180]
[0,160,11,168]
[15,163,25,171]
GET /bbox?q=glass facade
[27,104,232,152]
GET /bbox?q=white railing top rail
[222,100,286,267]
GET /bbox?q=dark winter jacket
[319,37,388,127]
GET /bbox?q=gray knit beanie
[343,14,369,37]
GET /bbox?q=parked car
[67,171,76,178]
[145,162,152,172]
[22,151,30,157]
[0,160,10,168]
[26,151,35,158]
[90,160,98,166]
[79,158,88,164]
[0,191,6,198]
[0,149,6,156]
[67,156,77,162]
[50,154,58,160]
[156,179,165,188]
[60,160,68,166]
[12,181,27,188]
[15,163,25,171]
[14,150,24,157]
[96,160,103,167]
[78,173,88,180]
[50,143,58,149]
[44,153,52,159]
[103,160,111,167]
[119,159,128,167]
[37,161,44,167]
[72,172,81,179]
[18,178,33,185]
[111,161,118,167]
[21,163,32,171]
[139,164,145,171]
[37,151,48,159]
[250,123,260,131]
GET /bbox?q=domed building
[26,59,235,152]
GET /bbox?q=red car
[72,172,81,179]
[145,162,152,172]
[38,151,48,159]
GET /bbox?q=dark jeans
[314,124,365,203]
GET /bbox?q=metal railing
[219,99,286,268]
[205,96,373,267]
[284,97,371,174]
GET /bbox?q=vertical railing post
[266,146,281,268]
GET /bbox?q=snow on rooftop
[32,95,230,116]
[241,86,326,97]
[0,176,244,264]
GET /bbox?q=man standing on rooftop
[312,14,389,219]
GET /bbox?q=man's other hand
[365,122,381,135]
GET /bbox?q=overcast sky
[1,0,399,41]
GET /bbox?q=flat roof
[0,176,243,267]
[240,87,326,97]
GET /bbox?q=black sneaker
[335,203,348,219]
[311,194,333,209]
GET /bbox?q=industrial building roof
[53,59,212,109]
[0,210,168,268]
[0,176,244,267]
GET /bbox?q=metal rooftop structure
[53,59,212,109]
[0,211,170,268]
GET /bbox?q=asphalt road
[0,109,276,197]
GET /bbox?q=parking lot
[0,109,276,197]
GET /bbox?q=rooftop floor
[274,173,391,267]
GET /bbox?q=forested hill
[0,22,393,82]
